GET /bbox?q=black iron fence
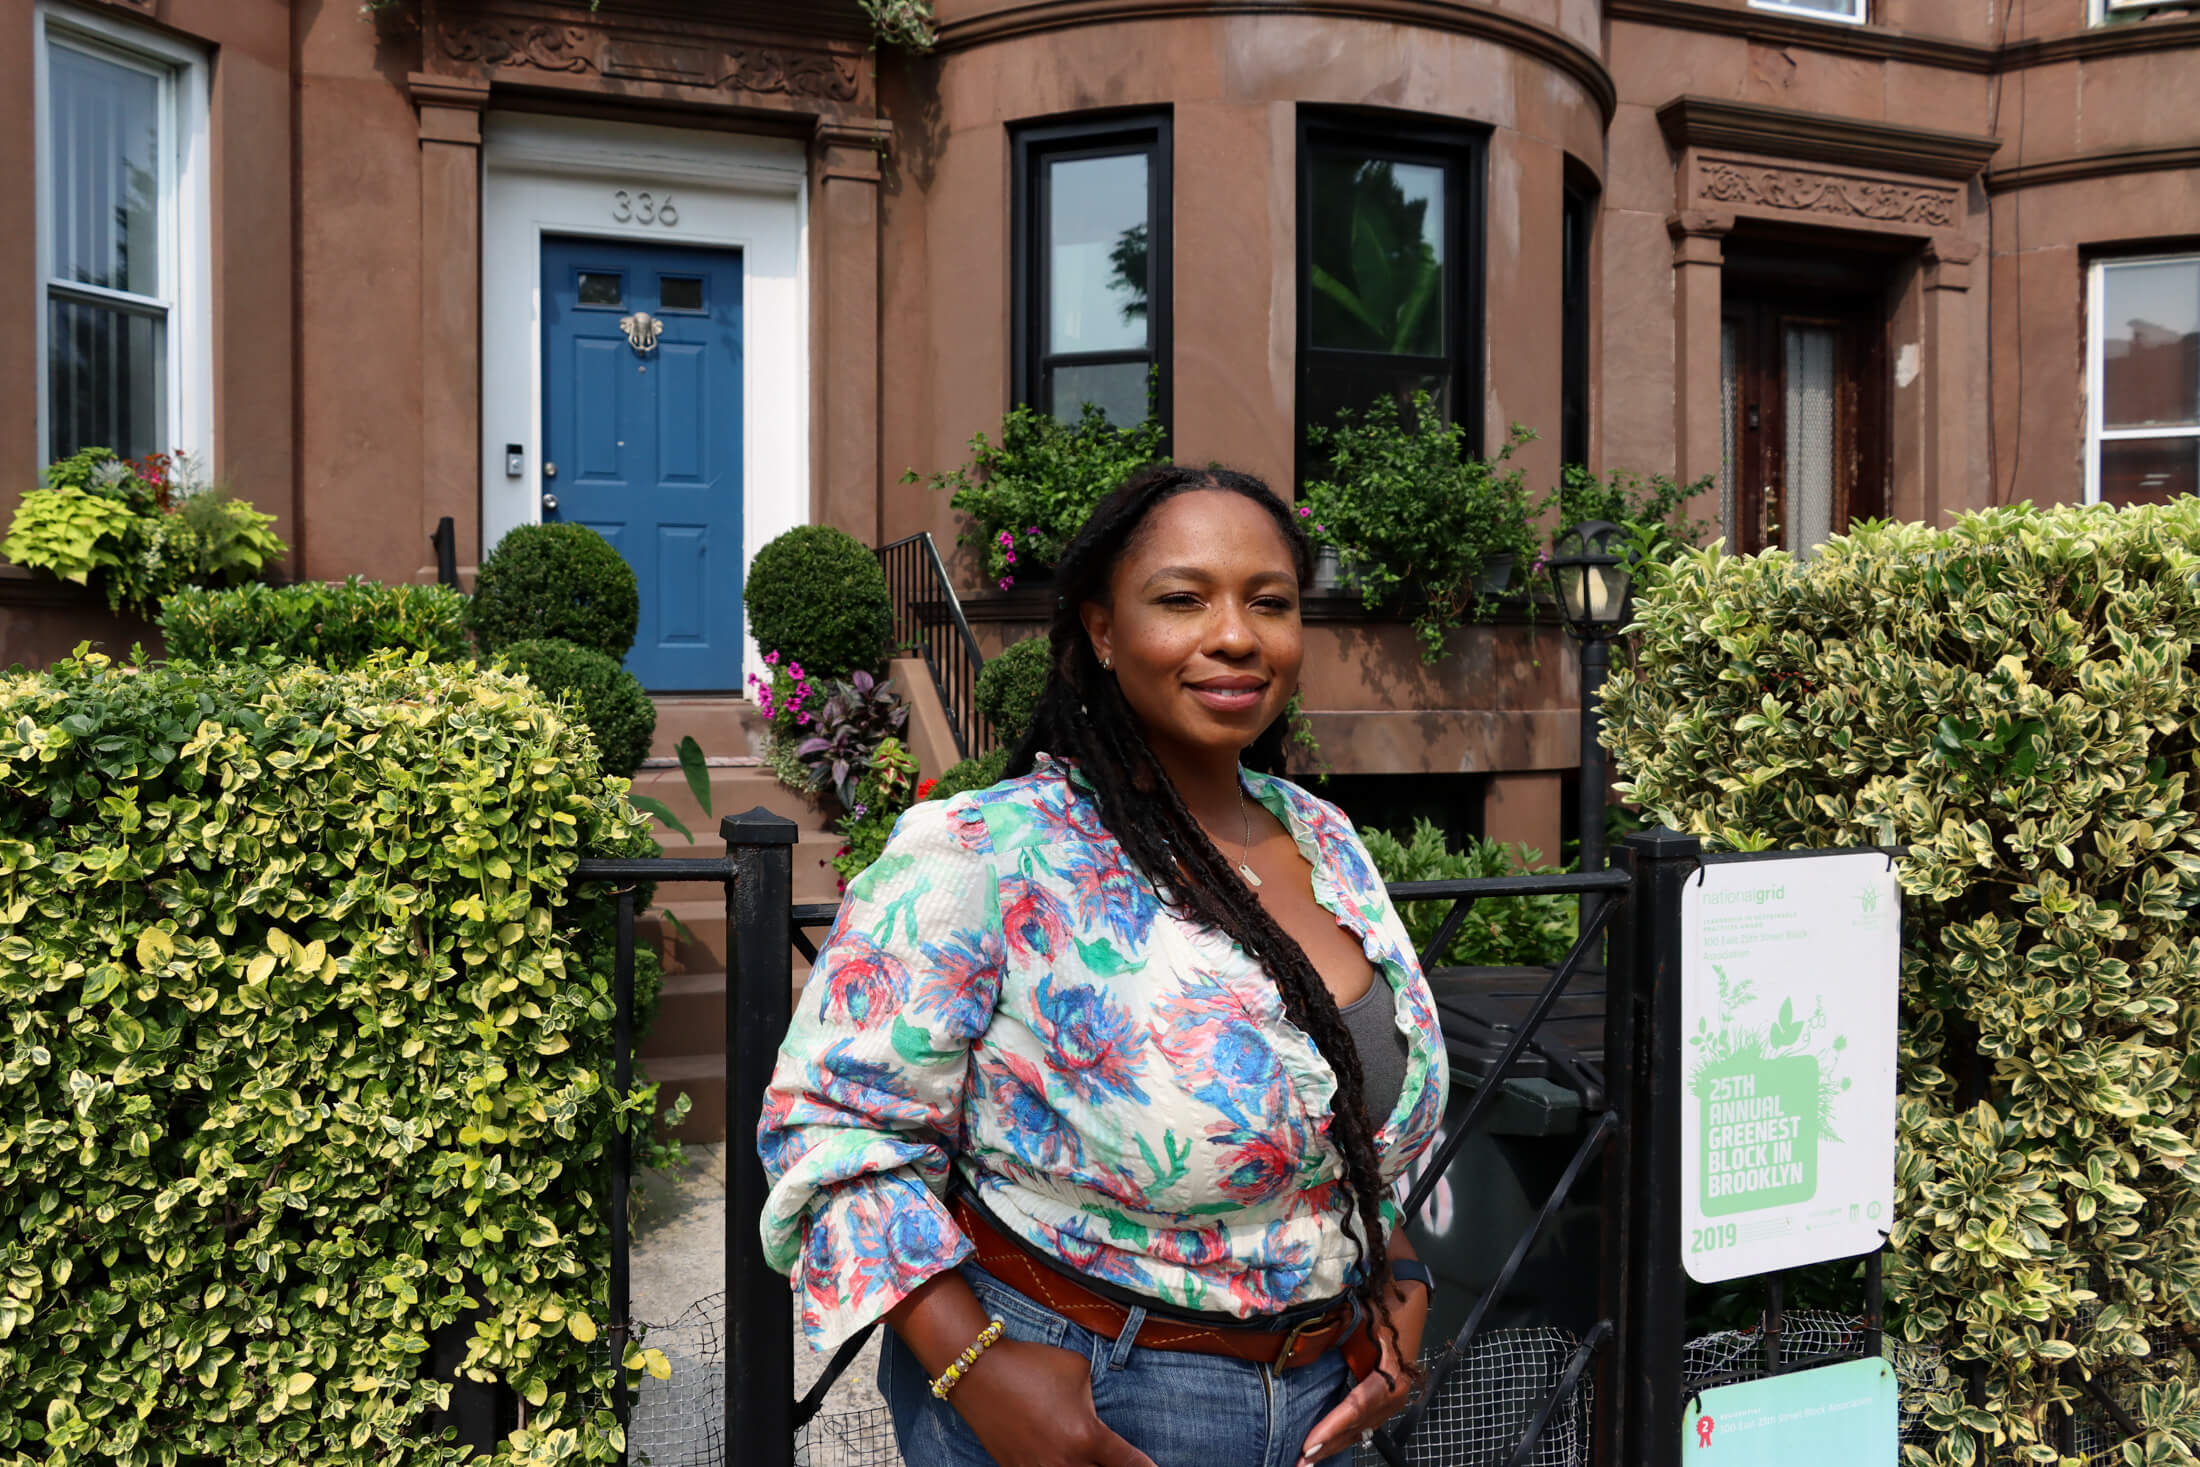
[875,532,989,760]
[537,818,1889,1467]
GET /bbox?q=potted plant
[1299,391,1540,661]
[905,398,1168,592]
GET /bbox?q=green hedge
[1361,820,1575,968]
[159,577,472,667]
[0,653,664,1465]
[1602,503,2200,1464]
[469,523,639,660]
[497,638,657,779]
[974,637,1050,744]
[743,526,892,680]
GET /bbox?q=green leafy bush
[1300,394,1538,661]
[743,527,893,680]
[1361,820,1576,967]
[923,747,1011,805]
[830,737,922,890]
[0,651,664,1465]
[907,399,1169,590]
[2,448,286,615]
[468,523,639,660]
[497,638,657,778]
[974,637,1051,743]
[1601,503,2200,1465]
[160,576,472,667]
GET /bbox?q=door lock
[542,493,559,514]
[544,462,558,478]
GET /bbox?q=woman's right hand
[948,1339,1158,1467]
[889,1270,1157,1467]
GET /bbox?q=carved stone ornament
[437,19,860,102]
[1698,161,1958,228]
[439,20,594,73]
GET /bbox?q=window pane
[1750,0,1863,15]
[48,42,162,298]
[2101,259,2200,429]
[1048,153,1149,355]
[2100,436,2199,508]
[1048,360,1150,429]
[578,272,622,307]
[1783,327,1839,555]
[1301,362,1451,449]
[1308,154,1446,357]
[49,296,166,460]
[659,276,703,312]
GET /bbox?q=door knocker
[619,311,663,353]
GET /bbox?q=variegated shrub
[0,653,664,1466]
[1603,503,2200,1466]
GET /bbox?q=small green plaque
[1699,1054,1820,1216]
[1684,1358,1898,1465]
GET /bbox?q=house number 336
[611,189,678,227]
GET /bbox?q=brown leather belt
[950,1195,1377,1375]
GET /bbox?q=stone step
[641,967,816,1143]
[645,886,838,974]
[646,696,771,761]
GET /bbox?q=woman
[759,466,1449,1467]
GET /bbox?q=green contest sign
[1684,1358,1898,1464]
[1681,851,1900,1282]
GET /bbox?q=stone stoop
[630,695,845,1142]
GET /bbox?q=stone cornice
[934,0,1618,123]
[1986,142,2200,193]
[1657,95,2000,181]
[1609,0,2200,75]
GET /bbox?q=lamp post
[1550,519,1634,942]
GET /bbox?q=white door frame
[481,113,809,681]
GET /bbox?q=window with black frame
[1298,116,1485,470]
[1561,180,1596,468]
[1011,114,1171,432]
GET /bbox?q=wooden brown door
[1721,288,1887,556]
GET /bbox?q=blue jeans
[880,1261,1354,1467]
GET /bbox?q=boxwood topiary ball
[469,523,640,660]
[974,636,1052,743]
[743,525,892,680]
[498,637,657,777]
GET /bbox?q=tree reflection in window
[1308,157,1445,358]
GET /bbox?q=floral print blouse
[757,757,1450,1351]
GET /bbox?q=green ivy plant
[1600,501,2200,1466]
[908,399,1168,591]
[3,448,286,616]
[0,651,670,1465]
[1299,393,1539,662]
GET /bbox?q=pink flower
[765,650,781,666]
[796,713,811,726]
[998,531,1014,546]
[1297,506,1311,518]
[1026,526,1039,536]
[1005,551,1017,564]
[789,662,805,678]
[999,576,1014,590]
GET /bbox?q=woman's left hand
[1296,1268,1431,1464]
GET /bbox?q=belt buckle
[1274,1311,1327,1370]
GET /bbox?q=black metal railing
[551,819,1898,1467]
[875,532,989,760]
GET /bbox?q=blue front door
[542,237,744,692]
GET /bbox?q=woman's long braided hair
[1006,463,1405,1360]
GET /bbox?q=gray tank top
[1339,977,1410,1127]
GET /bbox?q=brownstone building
[7,0,2200,856]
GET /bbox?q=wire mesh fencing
[629,1293,729,1467]
[1350,1326,1593,1467]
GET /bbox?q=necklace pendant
[1238,862,1263,889]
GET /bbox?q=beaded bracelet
[929,1318,1005,1400]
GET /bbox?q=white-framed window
[1746,0,1867,23]
[34,5,211,467]
[2092,0,2186,24]
[2087,254,2200,507]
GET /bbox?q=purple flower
[1026,526,1039,536]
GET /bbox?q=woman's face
[1080,489,1303,768]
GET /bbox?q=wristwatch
[1391,1258,1435,1299]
